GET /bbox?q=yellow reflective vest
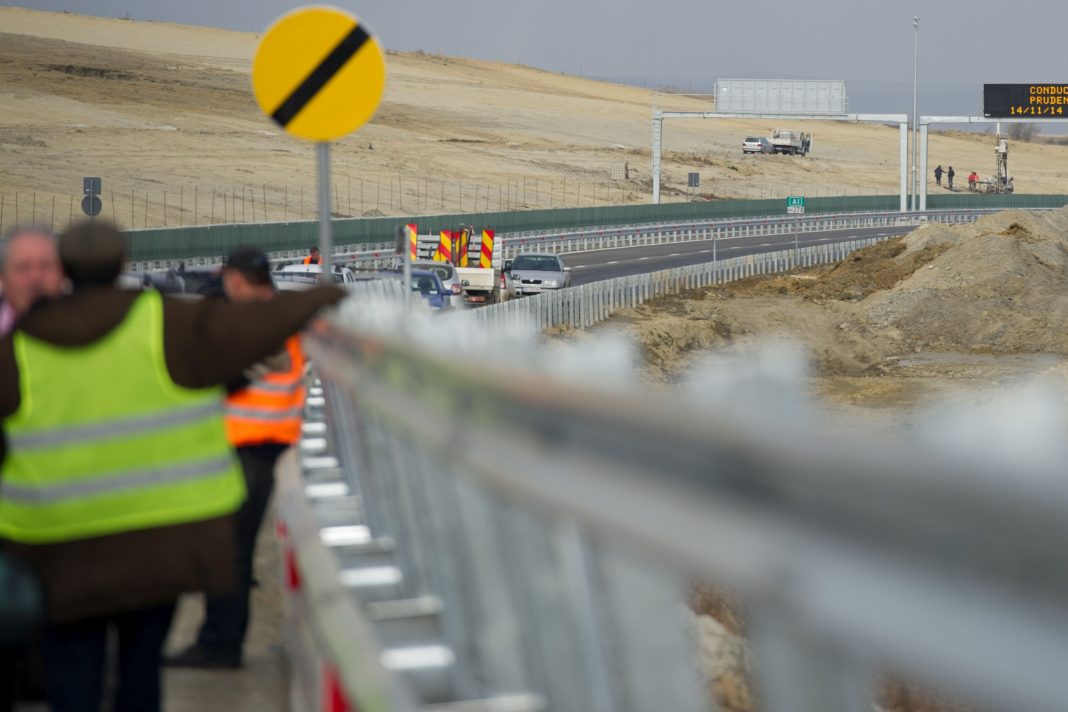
[0,291,246,545]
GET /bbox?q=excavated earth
[611,208,1068,418]
[606,208,1068,712]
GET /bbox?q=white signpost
[787,196,805,260]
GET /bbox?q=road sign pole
[794,213,799,267]
[317,142,333,284]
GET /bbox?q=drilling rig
[974,133,1014,193]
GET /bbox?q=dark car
[409,269,452,310]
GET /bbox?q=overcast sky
[9,0,1066,87]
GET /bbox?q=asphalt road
[562,225,914,285]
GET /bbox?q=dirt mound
[721,238,950,303]
[622,293,899,383]
[613,208,1068,382]
[863,209,1068,353]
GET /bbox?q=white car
[742,136,772,154]
[273,263,360,291]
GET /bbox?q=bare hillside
[2,8,1067,231]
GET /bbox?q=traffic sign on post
[252,7,387,282]
[81,195,102,217]
[252,7,386,141]
[786,195,805,214]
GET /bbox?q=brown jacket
[0,286,344,622]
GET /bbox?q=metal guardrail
[283,293,1068,712]
[125,208,997,272]
[471,236,884,332]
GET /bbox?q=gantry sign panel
[984,84,1068,118]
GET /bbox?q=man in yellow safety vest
[0,223,344,712]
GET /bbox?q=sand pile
[862,209,1068,354]
[616,208,1068,383]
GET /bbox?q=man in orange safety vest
[166,247,307,669]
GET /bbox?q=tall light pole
[911,16,919,211]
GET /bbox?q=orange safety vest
[302,255,322,265]
[225,336,306,447]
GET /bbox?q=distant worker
[0,226,64,337]
[302,246,322,265]
[166,248,308,670]
[1006,176,1014,193]
[934,164,944,187]
[0,222,345,712]
[947,166,955,191]
[968,171,979,191]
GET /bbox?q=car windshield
[426,265,454,281]
[411,275,441,295]
[511,256,560,272]
[745,137,761,143]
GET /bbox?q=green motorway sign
[786,196,805,207]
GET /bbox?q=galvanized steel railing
[281,293,1068,712]
[125,208,995,272]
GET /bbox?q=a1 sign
[786,195,805,214]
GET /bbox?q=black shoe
[164,644,241,670]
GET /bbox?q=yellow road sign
[252,6,386,142]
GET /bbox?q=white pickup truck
[769,129,812,156]
[414,230,507,305]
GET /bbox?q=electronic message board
[984,84,1068,117]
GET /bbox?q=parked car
[274,262,361,291]
[408,269,452,310]
[117,267,219,296]
[411,261,463,298]
[742,136,772,154]
[175,265,223,296]
[505,253,571,296]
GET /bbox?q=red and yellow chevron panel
[479,229,495,269]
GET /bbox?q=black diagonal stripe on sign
[272,24,371,128]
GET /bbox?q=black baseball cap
[224,247,273,286]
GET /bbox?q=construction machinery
[768,128,812,156]
[973,133,1014,194]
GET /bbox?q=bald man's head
[0,227,63,314]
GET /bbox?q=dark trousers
[43,602,175,712]
[0,647,14,712]
[196,444,287,659]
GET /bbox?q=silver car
[742,136,772,154]
[412,260,463,298]
[506,253,571,296]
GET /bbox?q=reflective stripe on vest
[0,291,246,545]
[0,455,233,504]
[225,336,306,447]
[8,400,222,451]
